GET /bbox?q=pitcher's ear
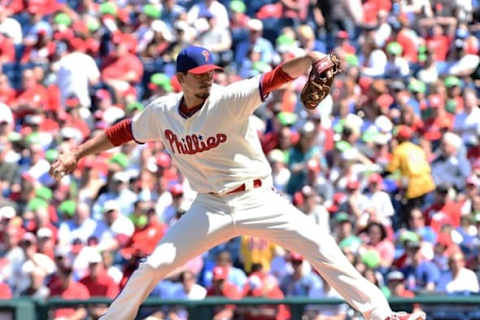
[176,72,185,84]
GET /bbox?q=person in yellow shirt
[239,235,280,274]
[387,125,435,226]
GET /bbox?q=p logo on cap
[176,45,223,74]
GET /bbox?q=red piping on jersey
[260,63,295,99]
[179,97,205,119]
[105,119,134,146]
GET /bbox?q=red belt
[210,179,263,196]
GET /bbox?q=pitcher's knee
[144,242,178,274]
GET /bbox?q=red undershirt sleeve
[105,119,134,146]
[259,63,295,100]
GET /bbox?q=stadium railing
[1,295,480,320]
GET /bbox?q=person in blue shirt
[280,253,322,297]
[401,242,440,293]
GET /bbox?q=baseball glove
[301,53,342,110]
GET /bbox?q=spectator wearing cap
[148,73,173,98]
[417,49,440,84]
[121,201,166,259]
[261,112,298,155]
[340,179,369,224]
[79,249,119,318]
[418,94,451,144]
[203,251,247,292]
[386,271,415,298]
[240,264,290,320]
[459,175,480,216]
[454,88,480,147]
[401,239,440,293]
[267,148,291,193]
[432,132,471,191]
[206,265,242,320]
[48,264,90,320]
[188,0,230,30]
[79,248,119,299]
[365,173,394,226]
[299,185,330,230]
[97,200,135,253]
[387,125,435,225]
[52,39,100,108]
[161,183,188,226]
[286,122,321,195]
[280,252,322,297]
[424,184,462,234]
[335,212,362,255]
[384,42,410,79]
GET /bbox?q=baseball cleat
[385,311,426,320]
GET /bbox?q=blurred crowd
[0,0,480,319]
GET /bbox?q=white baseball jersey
[131,76,271,194]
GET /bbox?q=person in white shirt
[0,7,22,45]
[52,41,100,108]
[446,251,479,293]
[454,88,480,147]
[365,173,394,226]
[187,0,230,30]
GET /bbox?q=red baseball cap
[396,125,413,140]
[346,180,359,190]
[368,173,383,185]
[169,184,183,196]
[289,252,304,262]
[212,266,228,280]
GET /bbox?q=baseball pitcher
[50,45,425,320]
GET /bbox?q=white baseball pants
[100,184,392,320]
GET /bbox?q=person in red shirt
[423,185,462,233]
[48,266,90,320]
[10,68,49,118]
[240,264,290,320]
[0,33,15,64]
[418,94,451,145]
[0,73,15,105]
[79,251,119,319]
[426,24,452,62]
[121,201,166,259]
[101,32,144,99]
[0,282,12,299]
[207,266,242,320]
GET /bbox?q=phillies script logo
[164,129,227,154]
